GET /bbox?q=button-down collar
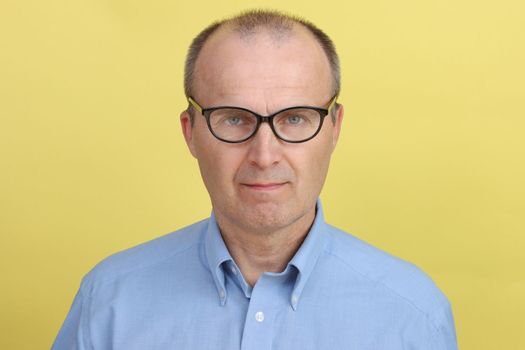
[204,199,330,310]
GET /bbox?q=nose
[246,122,283,169]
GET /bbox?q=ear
[180,110,197,158]
[330,103,344,151]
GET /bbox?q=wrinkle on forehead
[211,88,323,116]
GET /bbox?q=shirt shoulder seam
[83,241,204,294]
[323,249,441,332]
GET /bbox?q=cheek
[193,134,245,192]
[295,136,333,186]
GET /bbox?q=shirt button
[291,295,298,304]
[255,311,265,322]
[219,290,225,299]
[231,266,238,275]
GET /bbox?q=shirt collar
[288,199,329,310]
[204,199,330,310]
[204,211,232,306]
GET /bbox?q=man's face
[181,26,343,235]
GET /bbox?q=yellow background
[1,0,524,348]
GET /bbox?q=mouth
[241,182,288,191]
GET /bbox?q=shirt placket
[239,275,283,350]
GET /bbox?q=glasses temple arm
[187,97,203,114]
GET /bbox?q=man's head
[180,10,344,235]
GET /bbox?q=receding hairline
[194,24,332,93]
[184,10,341,99]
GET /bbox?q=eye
[225,116,243,126]
[210,109,256,131]
[286,115,304,125]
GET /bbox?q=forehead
[192,25,333,109]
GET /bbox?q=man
[53,10,457,350]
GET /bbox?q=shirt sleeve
[430,302,458,350]
[51,284,91,350]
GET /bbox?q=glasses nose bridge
[250,113,277,139]
[258,115,273,125]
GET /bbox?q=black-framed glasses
[187,95,338,143]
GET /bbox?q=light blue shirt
[53,201,457,349]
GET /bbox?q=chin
[238,202,304,234]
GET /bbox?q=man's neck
[215,208,316,287]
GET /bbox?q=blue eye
[226,117,242,126]
[287,115,304,125]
